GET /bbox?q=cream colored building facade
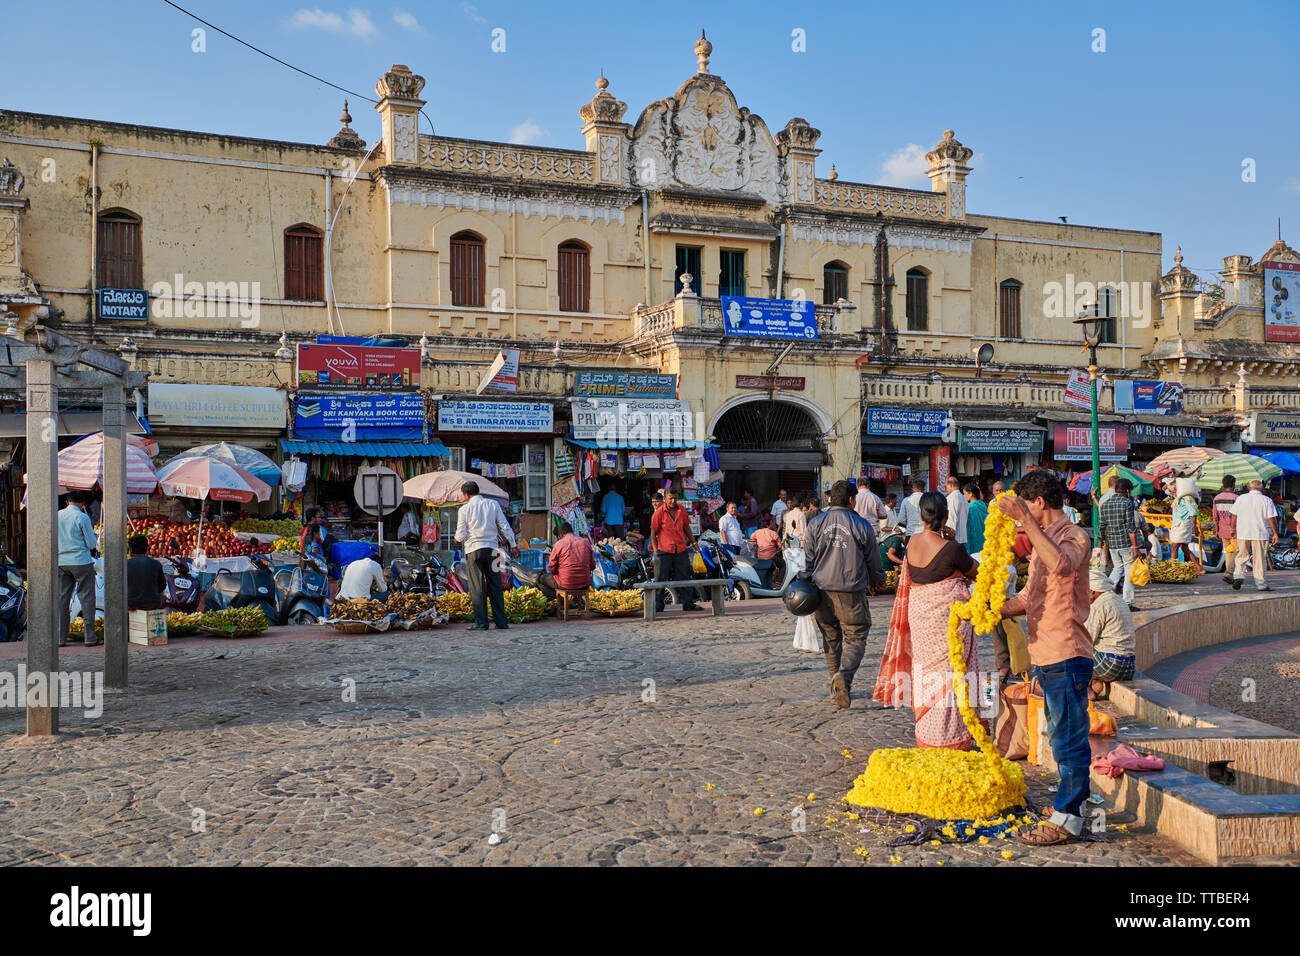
[2,32,1297,516]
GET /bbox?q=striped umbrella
[56,431,159,494]
[156,457,272,503]
[1146,446,1225,476]
[163,441,281,485]
[1195,453,1283,487]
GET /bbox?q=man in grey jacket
[806,480,887,709]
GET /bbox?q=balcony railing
[633,296,855,340]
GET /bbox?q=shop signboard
[1114,380,1183,415]
[1051,423,1128,461]
[1129,423,1205,446]
[1063,369,1093,410]
[720,296,818,340]
[148,384,286,430]
[573,370,677,398]
[1263,260,1300,342]
[477,348,521,394]
[1246,411,1300,447]
[929,446,950,492]
[570,398,694,446]
[437,400,554,433]
[294,393,425,440]
[957,426,1043,454]
[735,375,806,390]
[98,288,149,320]
[865,408,947,439]
[296,343,421,390]
[315,335,408,347]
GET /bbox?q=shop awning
[280,439,450,457]
[0,410,146,438]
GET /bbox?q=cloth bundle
[1091,744,1165,779]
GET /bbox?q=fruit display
[272,537,300,552]
[197,607,269,636]
[137,517,273,559]
[503,587,548,623]
[586,589,643,616]
[232,517,303,537]
[877,569,900,594]
[1143,501,1172,515]
[436,592,474,621]
[331,597,391,622]
[1150,559,1199,583]
[69,616,104,638]
[167,611,202,636]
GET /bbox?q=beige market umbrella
[403,470,509,505]
[1146,445,1225,476]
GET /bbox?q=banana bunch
[199,607,269,631]
[586,589,644,615]
[1150,559,1199,583]
[387,592,437,619]
[882,569,900,592]
[69,616,104,637]
[503,587,548,623]
[435,592,474,620]
[332,597,390,621]
[167,611,202,635]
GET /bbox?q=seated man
[1087,568,1136,696]
[749,517,783,585]
[338,549,388,601]
[546,522,596,592]
[126,534,167,611]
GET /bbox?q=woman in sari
[873,491,982,749]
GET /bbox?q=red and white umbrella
[403,470,509,505]
[156,457,272,503]
[56,431,159,494]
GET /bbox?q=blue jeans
[1034,655,1094,833]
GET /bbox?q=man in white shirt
[945,475,969,546]
[454,481,518,629]
[718,501,743,548]
[1229,480,1279,592]
[339,552,388,601]
[769,490,789,527]
[852,479,888,526]
[899,477,926,539]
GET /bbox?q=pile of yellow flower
[846,492,1026,819]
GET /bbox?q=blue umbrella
[1257,451,1300,475]
[164,442,282,485]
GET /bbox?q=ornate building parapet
[579,76,631,187]
[374,64,426,166]
[924,129,973,220]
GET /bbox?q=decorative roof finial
[827,163,838,181]
[328,98,367,150]
[1175,245,1183,266]
[339,100,352,127]
[695,30,712,73]
[596,75,609,92]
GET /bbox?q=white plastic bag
[793,614,824,653]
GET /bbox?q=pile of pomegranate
[136,516,274,559]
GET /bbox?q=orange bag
[1026,679,1045,765]
[1089,703,1117,736]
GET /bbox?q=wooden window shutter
[558,242,589,312]
[451,233,485,307]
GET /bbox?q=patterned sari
[873,563,981,750]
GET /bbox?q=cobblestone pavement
[7,572,1293,866]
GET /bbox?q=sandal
[1018,821,1075,846]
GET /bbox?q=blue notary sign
[720,297,818,340]
[98,288,149,320]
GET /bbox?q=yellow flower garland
[845,492,1026,819]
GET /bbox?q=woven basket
[328,620,378,634]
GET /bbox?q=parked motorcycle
[273,553,330,625]
[202,554,279,624]
[658,532,740,605]
[389,554,464,595]
[592,543,650,590]
[719,541,804,600]
[0,558,27,643]
[160,555,202,614]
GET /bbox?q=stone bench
[635,578,730,621]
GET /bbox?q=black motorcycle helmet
[783,575,822,616]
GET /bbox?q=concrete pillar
[101,382,128,690]
[25,360,59,736]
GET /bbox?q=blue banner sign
[866,408,948,439]
[1115,380,1184,415]
[573,370,677,398]
[294,393,425,440]
[438,400,554,433]
[315,335,408,347]
[98,288,149,320]
[1129,423,1205,446]
[720,296,818,340]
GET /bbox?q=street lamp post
[1074,304,1104,546]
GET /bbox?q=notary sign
[721,296,817,340]
[98,288,149,320]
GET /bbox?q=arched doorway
[711,397,827,508]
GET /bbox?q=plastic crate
[518,548,547,569]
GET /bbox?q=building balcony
[633,295,857,340]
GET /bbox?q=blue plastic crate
[518,548,547,569]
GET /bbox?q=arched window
[97,209,142,289]
[284,225,324,302]
[823,261,848,305]
[558,240,590,312]
[1097,285,1119,343]
[999,278,1022,339]
[905,268,929,331]
[450,231,485,307]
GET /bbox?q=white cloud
[287,8,377,38]
[461,2,488,24]
[509,121,545,145]
[392,8,422,31]
[1286,176,1300,195]
[877,144,928,187]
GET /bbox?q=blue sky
[5,0,1298,281]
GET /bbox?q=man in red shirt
[650,489,700,612]
[546,521,595,591]
[1212,475,1238,582]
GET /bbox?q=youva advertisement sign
[297,343,421,390]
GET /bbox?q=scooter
[721,542,804,600]
[390,554,465,595]
[161,555,202,613]
[273,553,330,625]
[593,543,650,590]
[0,558,26,643]
[202,554,280,624]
